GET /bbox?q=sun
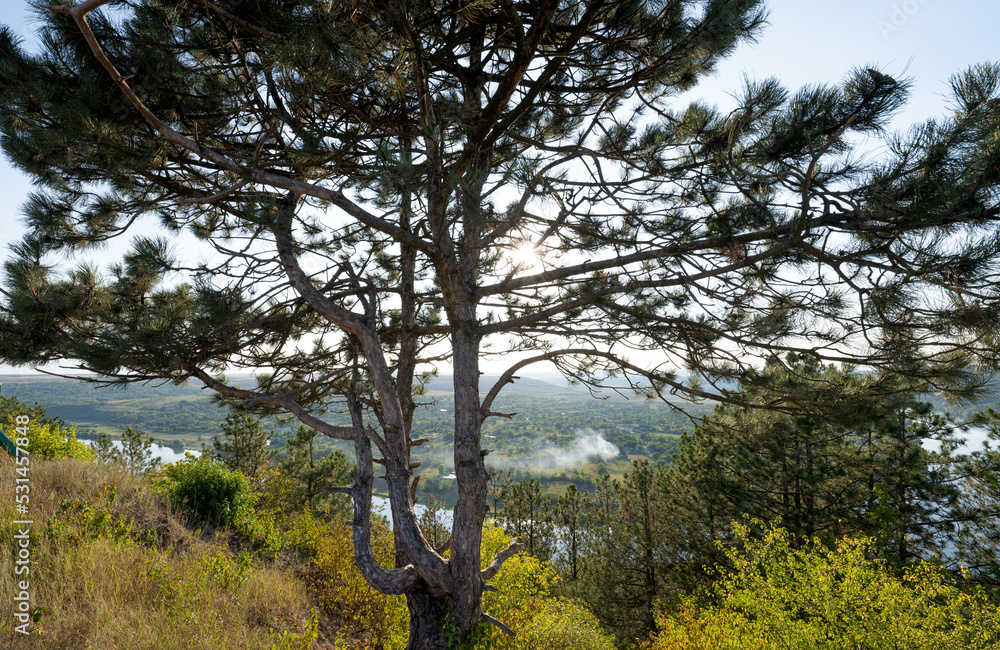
[509,241,541,270]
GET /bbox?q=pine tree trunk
[404,583,451,650]
[448,327,489,638]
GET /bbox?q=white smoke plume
[517,429,620,471]
[411,428,621,474]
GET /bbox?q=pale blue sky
[0,0,998,374]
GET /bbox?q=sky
[0,0,998,375]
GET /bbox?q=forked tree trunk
[405,582,452,650]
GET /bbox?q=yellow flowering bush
[650,522,1000,650]
[480,525,614,650]
[6,417,94,460]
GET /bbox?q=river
[87,439,201,464]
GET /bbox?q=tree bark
[404,582,452,650]
[449,326,489,635]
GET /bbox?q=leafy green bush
[480,525,615,650]
[237,505,283,557]
[285,510,325,556]
[160,455,253,528]
[48,497,135,545]
[1,397,93,459]
[308,520,408,648]
[514,598,617,650]
[649,521,1000,650]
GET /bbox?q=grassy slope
[0,454,618,650]
[0,455,317,649]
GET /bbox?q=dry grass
[0,455,317,649]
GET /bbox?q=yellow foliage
[304,523,612,649]
[480,526,614,650]
[648,522,1000,650]
[256,465,300,511]
[308,521,408,647]
[2,415,93,460]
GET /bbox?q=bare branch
[481,539,525,581]
[481,612,515,637]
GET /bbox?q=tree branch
[190,367,354,440]
[195,0,284,39]
[481,539,525,581]
[481,612,515,637]
[42,1,436,256]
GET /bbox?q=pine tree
[93,432,118,464]
[418,493,451,551]
[577,461,674,642]
[678,355,878,543]
[554,483,590,582]
[941,406,1000,584]
[118,426,160,475]
[669,356,979,567]
[485,465,510,523]
[4,1,1000,645]
[280,424,352,519]
[498,478,555,561]
[861,402,965,564]
[213,409,274,480]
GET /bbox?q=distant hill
[423,375,589,399]
[0,372,703,476]
[0,376,221,440]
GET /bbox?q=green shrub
[649,521,1000,650]
[285,510,325,556]
[160,455,253,528]
[3,417,94,460]
[237,505,283,557]
[479,525,615,650]
[515,598,617,650]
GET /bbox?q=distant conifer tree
[118,426,161,475]
[213,410,274,480]
[281,424,351,518]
